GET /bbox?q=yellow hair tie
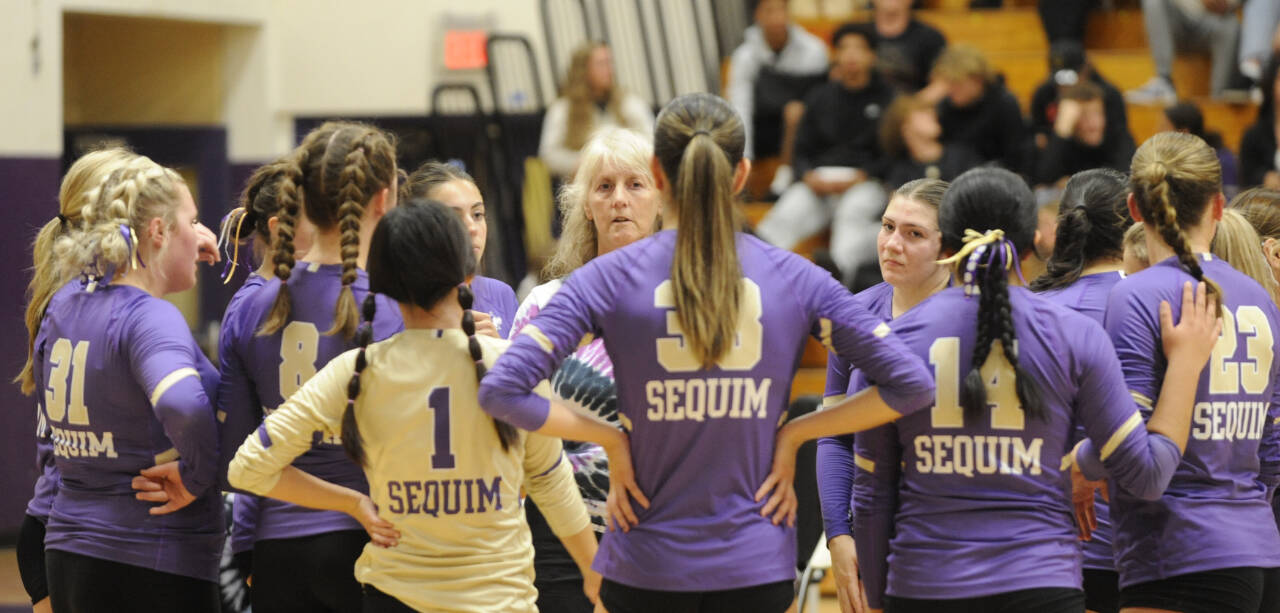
[936,229,1006,267]
[936,229,1022,298]
[128,226,141,270]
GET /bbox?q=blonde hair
[1213,209,1280,304]
[562,42,625,151]
[16,148,141,394]
[1129,132,1224,308]
[931,44,996,83]
[1231,186,1280,239]
[1123,223,1149,265]
[544,128,655,279]
[56,155,185,286]
[654,93,746,368]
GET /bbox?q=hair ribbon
[119,224,143,270]
[936,229,1026,297]
[218,207,249,284]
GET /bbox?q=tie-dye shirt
[510,279,619,531]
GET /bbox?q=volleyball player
[478,93,937,613]
[1030,168,1132,613]
[1075,132,1280,613]
[817,178,950,613]
[39,156,223,612]
[401,161,517,338]
[850,166,1220,613]
[215,122,403,613]
[228,200,599,611]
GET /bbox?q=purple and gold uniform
[1039,270,1125,573]
[479,231,935,592]
[470,275,518,339]
[26,281,81,526]
[40,283,223,582]
[852,286,1184,608]
[1077,256,1280,586]
[817,281,893,541]
[218,272,267,556]
[217,262,402,543]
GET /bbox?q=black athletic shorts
[252,529,368,613]
[17,514,48,604]
[884,587,1085,613]
[46,548,219,613]
[600,578,793,613]
[1081,568,1119,613]
[1119,566,1268,613]
[362,584,415,613]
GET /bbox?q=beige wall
[0,0,550,159]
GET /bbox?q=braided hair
[1129,132,1224,310]
[939,168,1047,423]
[341,199,517,468]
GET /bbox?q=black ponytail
[1030,168,1131,292]
[460,285,519,451]
[341,294,378,467]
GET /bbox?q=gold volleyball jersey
[230,329,589,612]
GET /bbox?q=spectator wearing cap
[726,0,829,193]
[1159,100,1240,196]
[1125,0,1242,105]
[862,0,947,94]
[756,23,895,285]
[1030,40,1131,150]
[1033,82,1136,187]
[933,44,1032,176]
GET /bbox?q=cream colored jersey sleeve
[227,349,357,495]
[523,432,590,537]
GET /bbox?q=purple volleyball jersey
[220,273,266,554]
[1039,271,1124,572]
[857,286,1182,603]
[1093,256,1280,585]
[817,281,893,539]
[25,280,82,521]
[217,263,402,542]
[40,283,224,582]
[471,275,518,339]
[479,231,935,592]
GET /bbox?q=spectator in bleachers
[932,45,1031,176]
[727,0,830,194]
[865,0,947,94]
[756,23,894,284]
[1038,0,1096,45]
[1125,0,1242,105]
[877,94,983,191]
[1033,83,1135,187]
[539,42,653,182]
[1159,100,1240,196]
[1239,54,1280,189]
[1030,40,1130,150]
[1238,0,1280,89]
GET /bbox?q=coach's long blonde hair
[544,127,655,279]
[653,93,745,369]
[16,149,140,394]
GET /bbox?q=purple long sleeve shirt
[479,230,935,592]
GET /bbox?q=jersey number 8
[653,278,765,372]
[279,322,319,399]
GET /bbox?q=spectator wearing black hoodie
[1240,54,1280,190]
[1030,40,1131,150]
[756,23,895,284]
[865,0,947,94]
[932,44,1032,176]
[877,94,984,190]
[1033,82,1135,187]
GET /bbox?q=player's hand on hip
[756,426,799,527]
[351,494,400,548]
[582,568,603,605]
[471,311,500,338]
[136,462,196,515]
[603,433,649,532]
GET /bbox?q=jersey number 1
[427,387,457,469]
